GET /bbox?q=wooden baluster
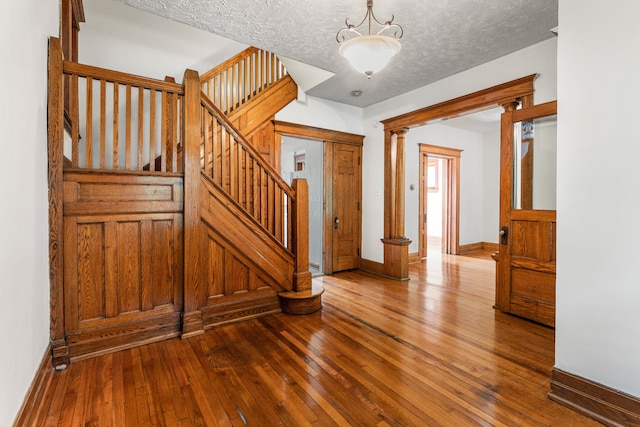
[268,179,275,233]
[137,86,144,170]
[230,136,238,200]
[251,51,256,97]
[261,168,268,227]
[172,94,179,173]
[113,82,119,169]
[270,52,275,86]
[125,84,131,170]
[99,79,106,169]
[160,89,167,173]
[291,179,311,292]
[213,119,220,184]
[253,160,261,221]
[86,77,93,168]
[287,192,293,250]
[149,90,156,172]
[71,73,79,167]
[275,185,282,244]
[164,76,177,173]
[203,110,210,175]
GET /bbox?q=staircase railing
[62,62,183,173]
[200,47,288,116]
[199,91,294,249]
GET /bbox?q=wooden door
[330,143,362,272]
[496,101,557,327]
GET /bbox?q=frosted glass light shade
[339,34,401,78]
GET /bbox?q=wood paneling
[61,173,184,361]
[25,258,605,426]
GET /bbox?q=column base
[381,237,412,281]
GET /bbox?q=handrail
[63,61,184,94]
[200,46,287,115]
[63,60,183,172]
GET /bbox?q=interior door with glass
[496,101,557,327]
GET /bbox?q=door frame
[418,144,462,257]
[274,121,364,274]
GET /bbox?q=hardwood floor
[24,253,601,426]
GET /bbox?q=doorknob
[334,217,340,229]
[499,226,508,245]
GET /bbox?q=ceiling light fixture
[336,0,403,79]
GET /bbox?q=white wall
[361,38,557,262]
[277,95,364,136]
[556,0,640,398]
[0,1,59,424]
[482,129,500,243]
[80,0,247,81]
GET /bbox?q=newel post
[181,69,205,338]
[291,178,312,292]
[48,37,69,368]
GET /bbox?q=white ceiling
[115,0,557,108]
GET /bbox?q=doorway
[275,121,364,275]
[281,136,324,274]
[419,144,461,258]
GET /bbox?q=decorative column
[381,128,411,280]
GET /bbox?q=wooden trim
[359,258,386,276]
[291,179,311,292]
[458,242,499,254]
[382,74,537,131]
[13,345,55,427]
[408,252,422,264]
[483,242,499,253]
[71,0,85,23]
[511,100,557,123]
[182,69,204,337]
[48,37,68,367]
[459,242,484,254]
[274,120,364,146]
[549,368,640,427]
[63,61,184,94]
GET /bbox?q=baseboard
[13,344,55,427]
[359,258,385,276]
[459,242,484,254]
[548,368,640,427]
[408,252,422,264]
[459,241,499,254]
[482,242,499,253]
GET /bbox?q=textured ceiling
[115,0,557,107]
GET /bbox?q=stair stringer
[197,172,294,328]
[228,74,298,137]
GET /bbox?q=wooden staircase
[47,37,320,366]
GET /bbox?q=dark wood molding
[274,120,364,146]
[359,258,385,276]
[408,252,422,264]
[13,345,55,427]
[382,74,537,131]
[549,368,640,427]
[459,242,484,254]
